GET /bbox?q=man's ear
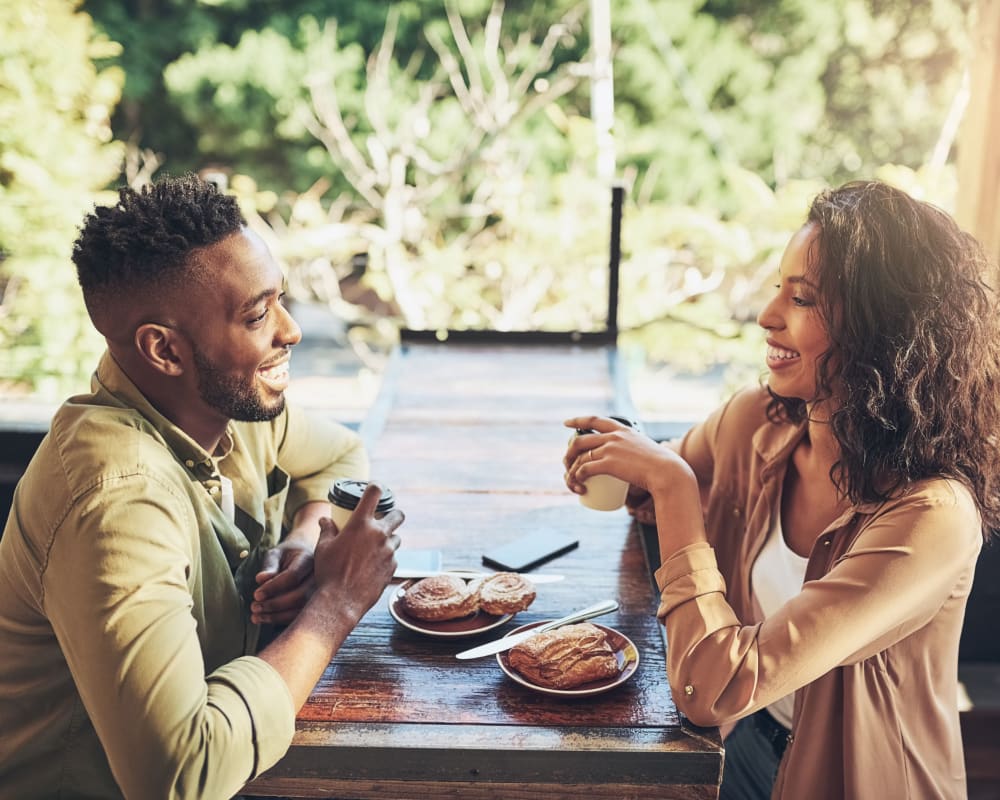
[134,323,188,377]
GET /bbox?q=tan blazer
[655,386,979,799]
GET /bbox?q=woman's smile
[765,340,801,370]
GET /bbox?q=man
[0,174,404,799]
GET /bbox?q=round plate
[496,621,639,697]
[388,579,515,638]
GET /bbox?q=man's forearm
[256,584,364,709]
[284,500,332,547]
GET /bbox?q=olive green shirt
[0,352,369,799]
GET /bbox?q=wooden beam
[958,0,1000,263]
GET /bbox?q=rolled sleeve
[654,540,729,619]
[207,657,296,780]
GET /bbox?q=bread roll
[471,572,536,615]
[507,622,620,689]
[401,574,479,621]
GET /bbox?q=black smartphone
[482,531,579,572]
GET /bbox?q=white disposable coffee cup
[328,479,396,530]
[573,416,641,512]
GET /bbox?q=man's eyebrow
[238,287,279,313]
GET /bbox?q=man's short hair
[72,173,246,327]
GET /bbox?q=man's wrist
[308,583,366,630]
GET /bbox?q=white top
[219,474,235,523]
[750,504,809,728]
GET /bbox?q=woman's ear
[134,323,188,377]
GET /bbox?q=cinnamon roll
[401,574,479,621]
[471,572,536,615]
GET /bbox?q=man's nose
[277,303,302,347]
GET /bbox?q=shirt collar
[751,406,882,519]
[93,351,232,477]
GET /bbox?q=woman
[564,181,1000,799]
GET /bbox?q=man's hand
[312,483,403,624]
[258,482,404,711]
[252,539,315,625]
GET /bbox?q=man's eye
[249,309,268,324]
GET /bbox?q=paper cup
[328,479,396,529]
[572,416,641,512]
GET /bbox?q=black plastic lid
[328,479,395,512]
[575,416,641,436]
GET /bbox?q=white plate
[388,580,515,638]
[496,621,639,697]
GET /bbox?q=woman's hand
[563,416,706,559]
[626,485,657,526]
[563,416,694,498]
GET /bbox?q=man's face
[191,342,286,422]
[179,228,301,424]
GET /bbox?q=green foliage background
[0,0,124,398]
[0,0,975,406]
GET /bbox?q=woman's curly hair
[768,180,1000,536]
[72,173,245,325]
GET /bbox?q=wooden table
[245,341,723,799]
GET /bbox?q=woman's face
[757,223,833,403]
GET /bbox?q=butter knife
[454,599,619,660]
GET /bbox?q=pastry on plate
[507,622,620,689]
[401,574,479,621]
[472,572,536,615]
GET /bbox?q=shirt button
[823,538,831,546]
[239,549,249,559]
[184,459,195,468]
[684,684,694,696]
[732,507,740,517]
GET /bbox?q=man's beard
[192,346,285,422]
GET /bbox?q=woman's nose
[757,294,782,331]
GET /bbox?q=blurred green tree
[83,0,972,211]
[82,0,585,194]
[612,0,971,209]
[0,0,124,398]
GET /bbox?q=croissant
[401,574,479,621]
[471,572,536,615]
[507,622,620,689]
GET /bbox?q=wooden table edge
[244,721,722,795]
